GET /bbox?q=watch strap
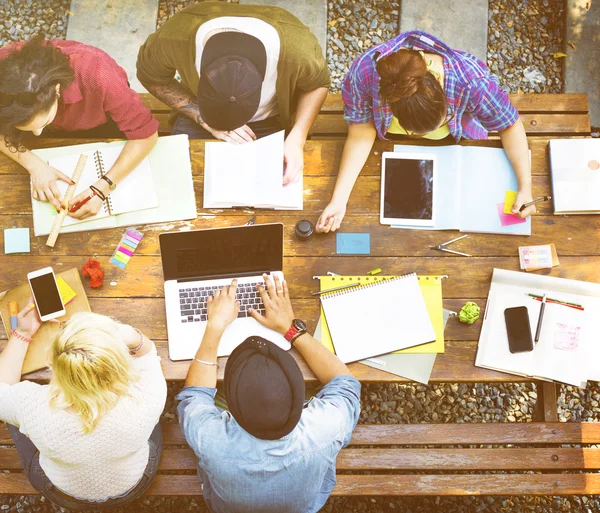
[101,175,116,191]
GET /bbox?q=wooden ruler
[46,153,88,248]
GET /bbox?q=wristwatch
[284,319,307,346]
[100,175,117,191]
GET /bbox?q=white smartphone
[27,267,65,322]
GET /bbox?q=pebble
[0,0,69,43]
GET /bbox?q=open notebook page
[95,147,158,215]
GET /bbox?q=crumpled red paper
[81,258,104,288]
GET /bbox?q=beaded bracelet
[12,330,32,343]
[129,328,145,355]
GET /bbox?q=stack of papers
[476,269,600,387]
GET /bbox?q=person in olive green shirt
[137,2,330,185]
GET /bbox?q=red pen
[69,190,96,213]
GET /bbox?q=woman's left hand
[16,297,43,339]
[512,190,536,219]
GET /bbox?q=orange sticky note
[504,190,518,214]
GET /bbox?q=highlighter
[8,301,18,330]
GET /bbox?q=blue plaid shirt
[342,31,519,141]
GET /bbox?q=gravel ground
[157,0,237,28]
[487,0,565,94]
[0,0,69,45]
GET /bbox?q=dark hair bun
[377,49,427,103]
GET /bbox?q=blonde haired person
[0,305,166,511]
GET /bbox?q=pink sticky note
[497,203,527,226]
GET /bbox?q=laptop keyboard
[179,281,266,323]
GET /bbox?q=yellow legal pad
[318,275,444,355]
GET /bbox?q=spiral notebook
[320,272,436,363]
[47,148,159,229]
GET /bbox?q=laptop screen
[160,223,283,281]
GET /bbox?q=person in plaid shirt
[316,31,535,233]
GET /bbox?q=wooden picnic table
[2,93,600,497]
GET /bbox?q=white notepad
[203,130,303,210]
[320,273,436,363]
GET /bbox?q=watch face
[293,319,307,331]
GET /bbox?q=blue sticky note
[4,228,30,254]
[336,232,370,255]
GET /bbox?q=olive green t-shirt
[137,2,330,131]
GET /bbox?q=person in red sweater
[0,37,159,220]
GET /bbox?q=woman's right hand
[316,201,347,233]
[28,159,75,211]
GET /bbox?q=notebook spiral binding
[93,150,113,215]
[321,273,418,298]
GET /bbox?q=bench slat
[318,93,590,114]
[310,113,590,137]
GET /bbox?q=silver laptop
[159,223,289,361]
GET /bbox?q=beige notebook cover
[0,268,91,375]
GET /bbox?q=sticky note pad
[336,233,370,255]
[57,276,77,305]
[4,228,30,254]
[497,203,527,227]
[504,190,518,214]
[110,229,143,268]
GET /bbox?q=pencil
[527,293,584,310]
[534,294,546,343]
[312,283,360,296]
[519,196,552,212]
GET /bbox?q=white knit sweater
[0,348,167,501]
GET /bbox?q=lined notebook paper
[320,273,436,363]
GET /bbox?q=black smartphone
[504,306,534,353]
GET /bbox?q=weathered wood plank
[155,447,600,471]
[2,422,598,449]
[1,214,596,258]
[319,93,590,114]
[0,174,559,216]
[0,138,587,179]
[0,256,598,300]
[311,113,591,137]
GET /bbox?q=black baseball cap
[197,31,267,131]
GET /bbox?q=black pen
[534,294,546,343]
[519,196,552,212]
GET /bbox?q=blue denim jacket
[176,375,361,513]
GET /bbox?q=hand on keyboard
[248,273,295,335]
[206,280,239,332]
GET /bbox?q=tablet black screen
[383,158,434,220]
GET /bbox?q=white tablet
[380,152,436,226]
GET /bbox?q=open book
[476,268,600,387]
[390,144,531,235]
[204,130,303,209]
[32,135,197,236]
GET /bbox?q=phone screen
[30,273,63,317]
[504,306,534,353]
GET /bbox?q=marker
[519,196,552,212]
[534,294,546,343]
[8,301,18,330]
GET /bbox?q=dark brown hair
[0,36,74,151]
[377,49,447,134]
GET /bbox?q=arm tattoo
[146,80,204,125]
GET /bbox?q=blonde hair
[48,312,140,434]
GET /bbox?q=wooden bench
[139,92,592,138]
[2,422,600,496]
[0,93,597,499]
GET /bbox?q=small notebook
[49,148,158,228]
[203,130,303,210]
[320,273,436,363]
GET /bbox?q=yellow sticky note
[504,190,518,214]
[57,276,77,305]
